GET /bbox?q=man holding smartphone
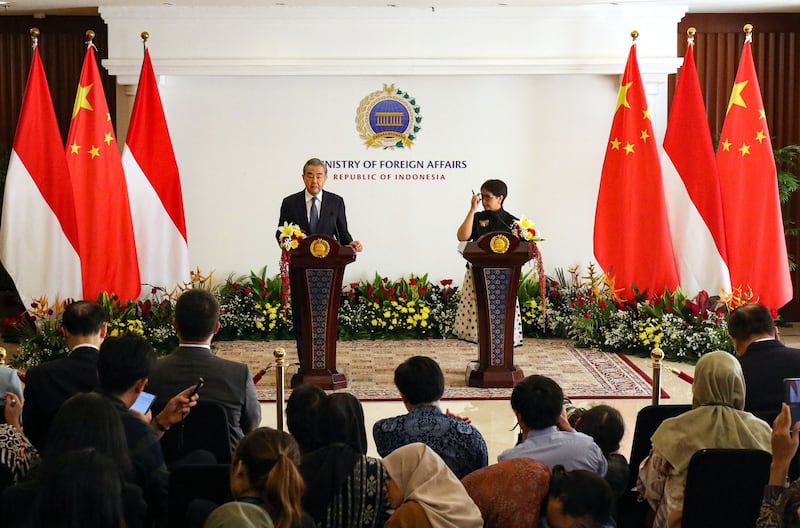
[97,334,203,522]
[731,303,800,426]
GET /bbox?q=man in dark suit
[277,157,364,362]
[732,303,800,425]
[22,300,107,449]
[277,157,363,252]
[145,289,261,446]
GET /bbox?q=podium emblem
[489,234,510,254]
[310,238,331,258]
[356,83,422,149]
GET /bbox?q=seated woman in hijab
[299,393,390,528]
[382,443,483,528]
[637,350,772,528]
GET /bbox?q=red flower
[262,289,268,296]
[409,278,418,286]
[418,286,427,295]
[373,297,380,303]
[664,306,673,313]
[401,292,408,300]
[220,309,227,315]
[382,277,388,283]
[47,309,54,315]
[443,293,451,300]
[391,296,397,302]
[151,287,158,294]
[31,302,39,309]
[233,283,240,290]
[367,285,374,296]
[258,279,266,287]
[348,291,355,299]
[571,301,577,308]
[550,290,559,297]
[440,279,453,286]
[349,282,357,289]
[583,311,591,318]
[598,300,607,308]
[244,287,252,294]
[578,299,585,306]
[550,280,559,287]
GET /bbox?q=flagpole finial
[687,26,696,46]
[744,23,753,35]
[85,29,95,44]
[141,31,149,51]
[30,27,40,48]
[631,30,639,42]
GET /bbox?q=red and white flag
[662,37,731,297]
[717,33,792,312]
[121,48,189,293]
[0,45,82,309]
[594,41,679,300]
[66,44,140,302]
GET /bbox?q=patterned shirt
[373,405,488,479]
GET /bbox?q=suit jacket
[21,345,100,450]
[144,346,261,447]
[739,339,800,425]
[277,190,354,245]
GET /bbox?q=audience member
[1,392,146,528]
[146,289,261,446]
[0,365,22,405]
[22,300,106,449]
[757,403,800,528]
[575,404,629,497]
[730,303,800,425]
[381,442,483,528]
[300,393,390,527]
[637,350,772,528]
[203,427,312,528]
[461,458,550,528]
[542,465,615,528]
[28,448,141,528]
[373,356,488,479]
[286,383,326,455]
[497,375,607,474]
[97,334,203,521]
[0,392,39,485]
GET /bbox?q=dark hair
[548,465,614,527]
[61,300,105,336]
[45,392,132,478]
[511,375,563,430]
[481,179,508,205]
[174,289,220,342]
[234,427,305,528]
[727,303,775,341]
[302,157,327,175]
[97,335,157,394]
[316,393,368,454]
[286,383,326,454]
[575,405,625,455]
[30,448,127,528]
[394,356,445,404]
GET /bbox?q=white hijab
[382,443,483,528]
[651,350,772,472]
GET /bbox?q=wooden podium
[288,235,355,389]
[462,231,531,388]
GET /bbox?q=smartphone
[190,377,205,397]
[784,377,800,425]
[131,391,156,415]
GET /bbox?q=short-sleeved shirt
[497,427,607,476]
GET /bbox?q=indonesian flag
[662,39,731,297]
[594,42,679,300]
[121,48,189,294]
[0,47,82,309]
[66,45,140,302]
[717,35,792,312]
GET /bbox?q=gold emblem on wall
[356,84,422,149]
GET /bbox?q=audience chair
[168,463,231,528]
[681,448,771,528]
[159,400,233,465]
[616,404,691,528]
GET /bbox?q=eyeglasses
[480,194,497,201]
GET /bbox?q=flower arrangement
[512,215,547,318]
[277,222,306,311]
[6,263,748,371]
[511,216,543,242]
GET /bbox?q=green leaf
[413,126,420,133]
[408,135,415,140]
[414,107,420,113]
[415,117,422,123]
[409,99,416,105]
[395,141,405,148]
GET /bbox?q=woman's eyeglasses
[480,194,497,201]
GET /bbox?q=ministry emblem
[356,84,422,149]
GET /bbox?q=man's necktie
[309,196,319,233]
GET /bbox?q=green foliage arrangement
[6,264,746,371]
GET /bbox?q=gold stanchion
[274,348,286,431]
[651,346,664,406]
[0,347,6,366]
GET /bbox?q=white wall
[101,4,685,285]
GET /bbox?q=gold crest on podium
[310,238,331,258]
[489,234,510,254]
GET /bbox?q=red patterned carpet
[214,338,663,402]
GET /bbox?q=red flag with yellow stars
[716,34,791,313]
[66,44,141,302]
[593,41,678,300]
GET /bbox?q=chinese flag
[594,42,678,300]
[0,46,82,308]
[121,48,190,293]
[66,45,140,301]
[717,37,792,312]
[663,39,730,297]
